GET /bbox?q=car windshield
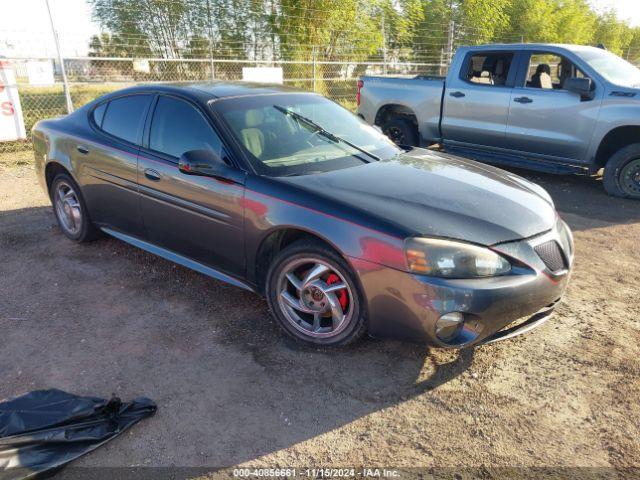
[213,93,402,176]
[575,47,640,88]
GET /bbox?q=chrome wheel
[53,180,83,236]
[620,158,640,196]
[276,257,354,339]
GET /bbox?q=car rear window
[100,94,151,144]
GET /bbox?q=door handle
[76,145,89,155]
[144,168,161,181]
[514,96,533,104]
[449,91,465,98]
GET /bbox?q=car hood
[280,149,556,245]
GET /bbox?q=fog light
[436,312,465,342]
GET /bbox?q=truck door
[441,50,517,148]
[504,51,600,161]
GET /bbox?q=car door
[504,51,600,161]
[441,50,517,148]
[137,94,246,277]
[78,93,152,237]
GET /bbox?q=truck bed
[357,76,445,144]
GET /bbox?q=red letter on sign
[1,101,15,116]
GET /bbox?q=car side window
[149,96,223,159]
[100,94,151,144]
[465,52,514,86]
[92,103,107,127]
[526,53,589,90]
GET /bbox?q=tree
[88,0,194,58]
[86,0,640,70]
[594,10,633,56]
[88,32,151,57]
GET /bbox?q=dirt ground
[1,157,639,479]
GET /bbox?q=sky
[1,0,99,57]
[1,0,640,57]
[591,0,640,25]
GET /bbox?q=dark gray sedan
[32,82,573,348]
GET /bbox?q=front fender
[587,102,640,163]
[242,181,408,287]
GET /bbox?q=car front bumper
[349,224,573,348]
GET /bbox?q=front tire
[603,144,640,199]
[382,116,419,147]
[50,173,100,242]
[265,240,367,347]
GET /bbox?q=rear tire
[603,144,640,199]
[265,240,367,347]
[50,173,101,242]
[382,116,419,147]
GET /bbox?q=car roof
[463,43,604,54]
[107,81,308,103]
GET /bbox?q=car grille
[534,240,567,273]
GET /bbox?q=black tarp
[0,389,156,480]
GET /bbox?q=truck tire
[603,143,640,199]
[382,117,419,147]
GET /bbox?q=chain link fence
[0,56,443,156]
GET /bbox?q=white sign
[242,67,283,84]
[0,61,27,142]
[133,59,151,74]
[26,60,55,85]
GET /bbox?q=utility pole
[446,20,455,66]
[381,10,388,75]
[312,46,317,92]
[205,0,215,80]
[45,0,73,113]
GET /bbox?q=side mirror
[564,77,594,100]
[178,149,243,184]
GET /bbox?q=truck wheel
[382,117,419,147]
[603,144,640,199]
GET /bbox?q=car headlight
[405,237,511,278]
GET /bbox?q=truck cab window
[465,53,514,86]
[526,53,588,90]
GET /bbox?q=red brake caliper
[326,274,348,310]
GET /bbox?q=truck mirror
[564,77,594,100]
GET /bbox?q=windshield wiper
[273,105,381,162]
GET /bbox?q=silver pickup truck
[357,43,640,198]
